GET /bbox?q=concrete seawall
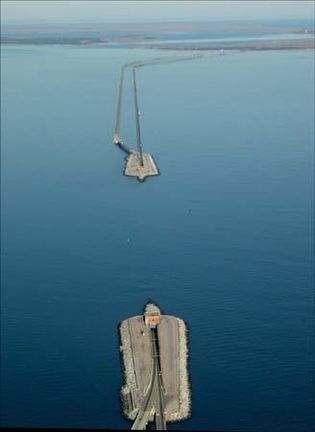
[176,317,191,421]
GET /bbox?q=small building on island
[144,303,161,328]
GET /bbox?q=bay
[1,45,314,431]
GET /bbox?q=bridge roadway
[114,60,139,145]
[113,53,205,148]
[132,66,144,166]
[131,328,166,430]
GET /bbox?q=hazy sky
[2,0,314,23]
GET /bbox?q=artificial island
[119,303,190,430]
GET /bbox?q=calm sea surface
[1,45,314,431]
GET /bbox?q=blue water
[1,45,314,431]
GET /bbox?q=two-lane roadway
[131,328,166,430]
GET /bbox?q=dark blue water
[1,46,314,431]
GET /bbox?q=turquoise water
[1,45,314,431]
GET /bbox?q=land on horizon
[1,19,314,50]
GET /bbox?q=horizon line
[2,17,315,25]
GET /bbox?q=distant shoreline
[2,19,314,50]
[144,38,314,51]
[1,38,314,51]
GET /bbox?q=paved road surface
[132,328,166,430]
